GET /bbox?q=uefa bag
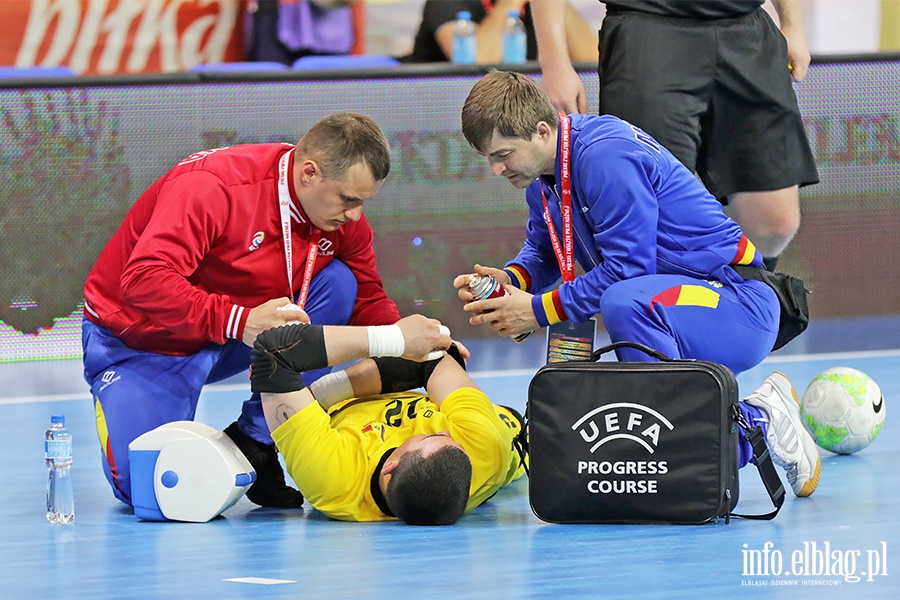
[526,341,784,524]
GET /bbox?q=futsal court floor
[1,316,898,599]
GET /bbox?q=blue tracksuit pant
[82,260,357,504]
[600,274,778,468]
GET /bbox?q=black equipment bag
[527,341,784,524]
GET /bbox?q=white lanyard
[277,150,321,308]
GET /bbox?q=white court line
[760,347,900,363]
[4,347,900,406]
[223,577,296,585]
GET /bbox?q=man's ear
[536,121,554,140]
[297,159,319,184]
[381,459,399,476]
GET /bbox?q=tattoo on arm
[276,403,298,425]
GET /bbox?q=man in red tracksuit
[82,112,401,509]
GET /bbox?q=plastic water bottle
[502,10,527,64]
[45,414,74,524]
[452,11,477,65]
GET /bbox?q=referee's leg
[725,187,800,266]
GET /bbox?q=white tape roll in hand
[426,325,452,361]
[276,303,305,325]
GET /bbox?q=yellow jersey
[271,387,525,522]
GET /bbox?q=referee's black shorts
[598,8,819,201]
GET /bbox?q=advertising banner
[1,0,243,74]
[1,62,898,361]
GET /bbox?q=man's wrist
[309,370,355,410]
[367,325,405,357]
[532,290,568,328]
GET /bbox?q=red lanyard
[482,0,526,16]
[541,113,574,283]
[277,150,321,309]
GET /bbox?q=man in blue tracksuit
[455,71,820,498]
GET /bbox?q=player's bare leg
[726,186,800,270]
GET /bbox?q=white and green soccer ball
[800,367,885,455]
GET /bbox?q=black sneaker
[224,422,304,508]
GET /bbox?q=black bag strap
[729,404,785,520]
[501,405,530,477]
[590,341,677,363]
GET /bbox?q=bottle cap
[51,414,65,424]
[457,11,471,20]
[509,10,519,17]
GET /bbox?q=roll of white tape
[426,324,452,360]
[277,304,305,326]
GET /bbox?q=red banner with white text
[0,0,244,74]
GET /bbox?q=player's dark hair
[296,112,391,181]
[461,70,557,153]
[386,446,472,526]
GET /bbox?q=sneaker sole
[775,371,821,497]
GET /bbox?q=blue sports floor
[1,317,898,599]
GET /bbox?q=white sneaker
[744,372,821,497]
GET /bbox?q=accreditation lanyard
[481,0,525,16]
[541,113,575,283]
[277,150,321,309]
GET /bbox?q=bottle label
[453,37,476,65]
[503,32,527,64]
[45,439,73,460]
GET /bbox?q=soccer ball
[800,367,885,454]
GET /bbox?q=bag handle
[590,341,676,363]
[730,405,785,520]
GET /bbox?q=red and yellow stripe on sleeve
[731,234,758,266]
[532,290,567,327]
[504,265,530,290]
[649,285,720,313]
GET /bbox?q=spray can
[467,275,533,343]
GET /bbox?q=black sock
[224,422,304,508]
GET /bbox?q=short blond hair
[296,112,391,181]
[461,71,557,153]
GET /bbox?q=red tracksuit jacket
[83,143,399,356]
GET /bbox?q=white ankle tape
[309,370,355,407]
[367,325,405,357]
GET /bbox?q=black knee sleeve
[371,343,467,394]
[250,324,327,394]
[371,357,426,394]
[422,343,466,385]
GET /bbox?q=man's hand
[464,284,538,337]
[452,339,471,360]
[242,298,311,347]
[530,0,586,113]
[773,0,810,82]
[782,24,810,81]
[541,62,586,114]
[453,264,512,303]
[395,315,453,361]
